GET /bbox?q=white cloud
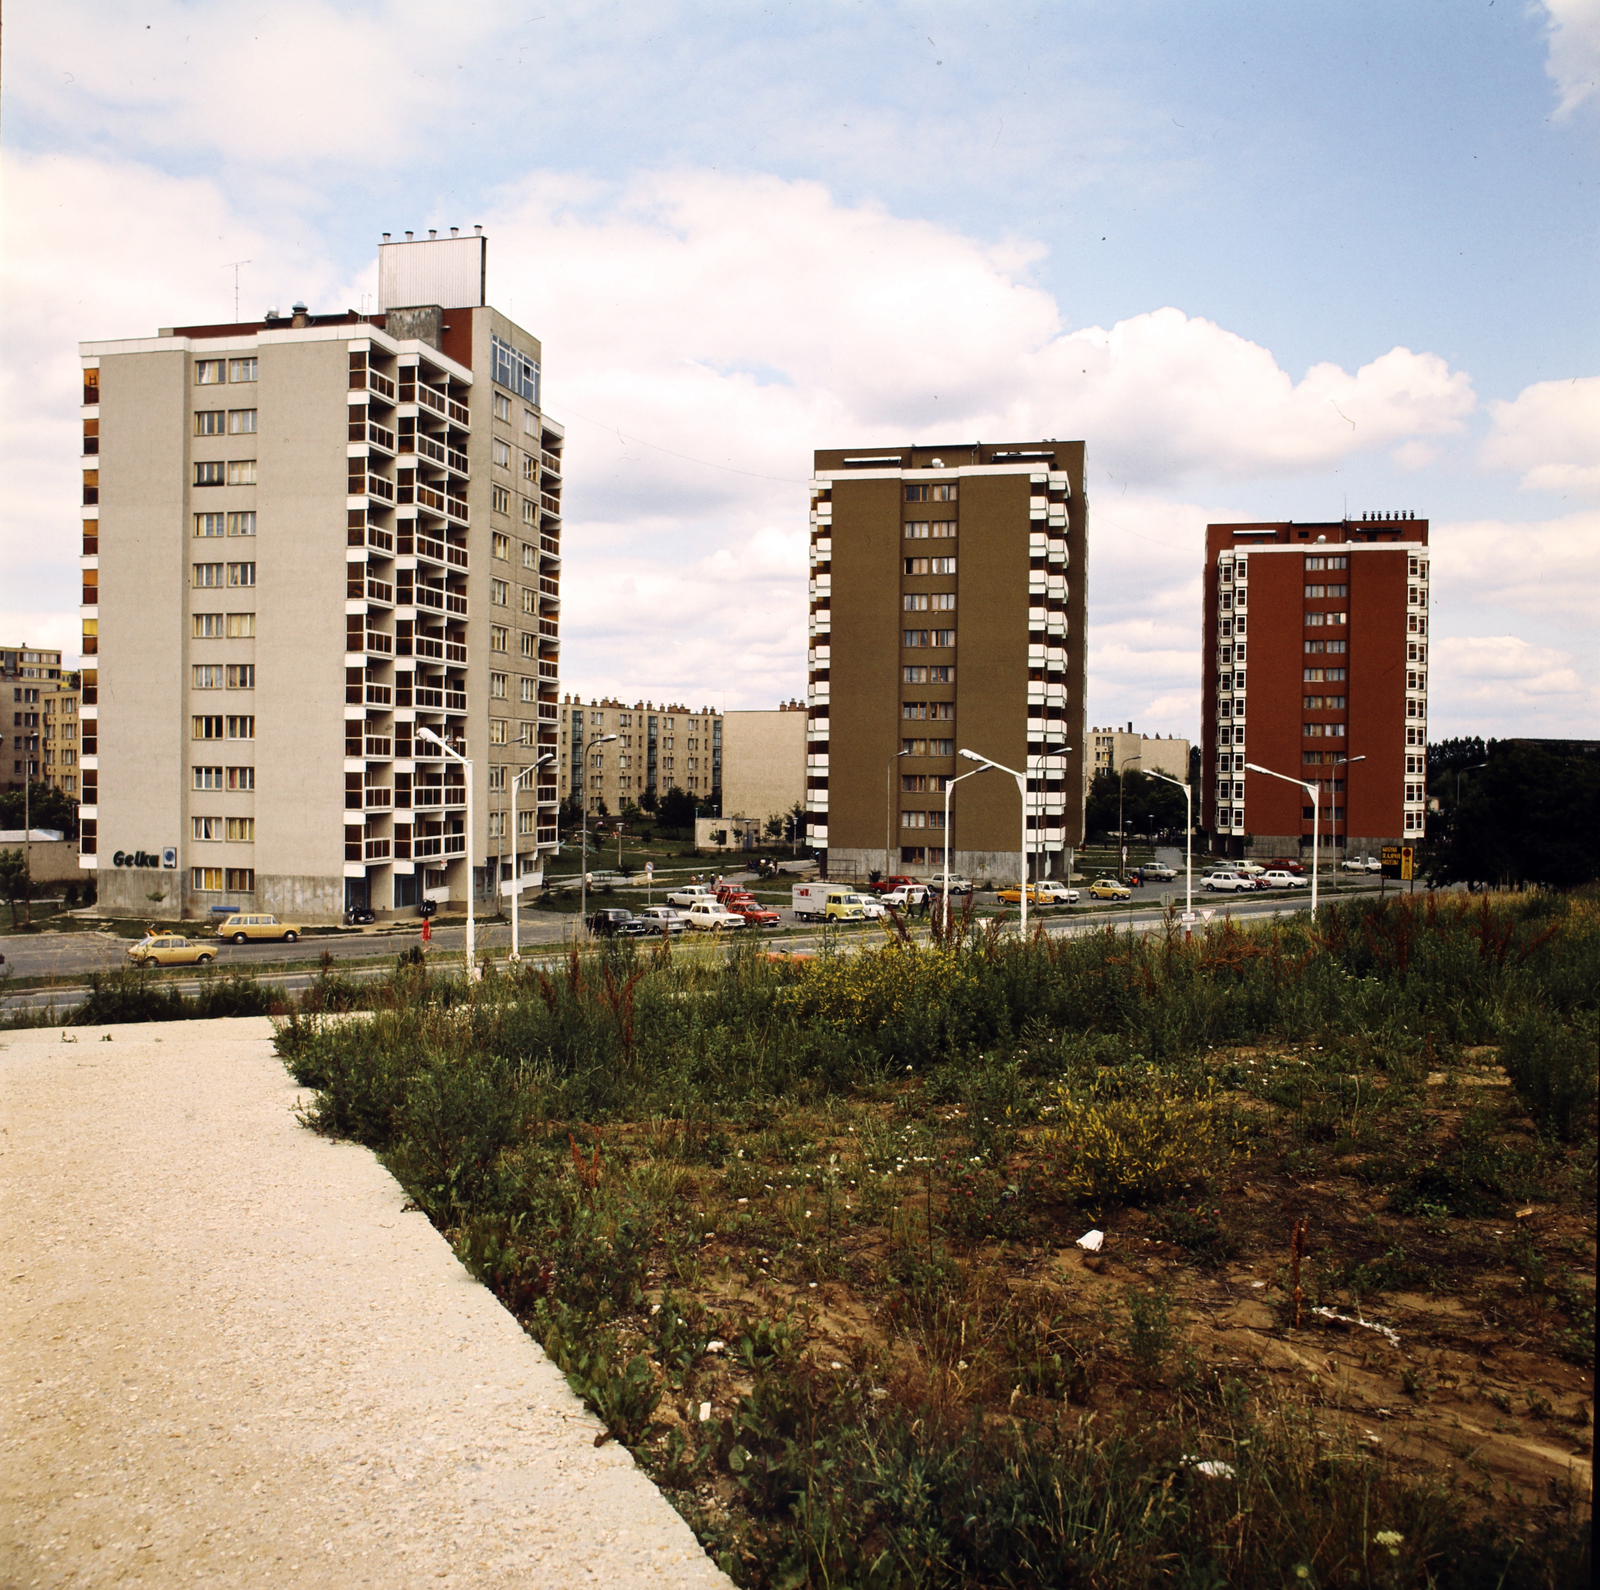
[1428,634,1593,734]
[1480,376,1600,495]
[1540,0,1600,117]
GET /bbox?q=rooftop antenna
[222,260,252,320]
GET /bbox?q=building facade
[558,696,721,813]
[5,646,68,793]
[79,229,563,921]
[1202,514,1429,859]
[1089,726,1191,782]
[809,441,1088,881]
[721,703,806,827]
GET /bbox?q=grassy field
[271,890,1596,1588]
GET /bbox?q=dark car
[588,907,648,938]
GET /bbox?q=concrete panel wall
[721,711,804,823]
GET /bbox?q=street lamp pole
[1116,754,1142,881]
[508,752,556,962]
[416,726,475,977]
[885,747,911,880]
[940,764,987,931]
[1143,769,1193,926]
[1245,760,1321,914]
[958,748,1029,938]
[1331,754,1365,881]
[578,733,619,935]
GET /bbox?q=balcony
[540,535,561,560]
[350,576,394,606]
[352,629,393,656]
[349,523,394,554]
[412,532,469,572]
[363,735,392,758]
[412,785,467,810]
[351,367,397,402]
[352,472,394,503]
[350,419,396,454]
[413,584,467,619]
[541,450,562,478]
[363,837,391,862]
[538,619,559,639]
[538,702,558,722]
[540,492,561,515]
[364,787,392,809]
[406,431,470,477]
[445,690,467,713]
[412,635,468,665]
[411,832,466,859]
[538,577,560,599]
[365,683,392,707]
[413,384,448,420]
[538,661,559,681]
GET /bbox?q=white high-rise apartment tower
[78,230,564,920]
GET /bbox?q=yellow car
[216,912,303,944]
[127,934,217,967]
[996,884,1080,905]
[1087,878,1132,901]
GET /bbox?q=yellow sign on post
[1400,845,1415,881]
[1380,843,1402,880]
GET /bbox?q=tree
[1085,769,1187,844]
[1427,742,1600,888]
[0,848,33,929]
[764,814,784,843]
[785,801,808,852]
[640,786,659,814]
[656,785,696,833]
[0,782,79,841]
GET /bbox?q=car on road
[686,900,745,931]
[880,884,930,909]
[935,874,976,895]
[715,883,758,904]
[667,884,718,908]
[637,906,688,935]
[1202,871,1252,892]
[1086,878,1132,900]
[1343,856,1384,873]
[128,933,217,967]
[1259,869,1308,890]
[1266,858,1306,875]
[1137,861,1178,882]
[215,913,302,943]
[728,900,781,927]
[588,907,648,938]
[868,874,922,895]
[996,883,1079,905]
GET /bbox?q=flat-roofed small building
[721,702,805,829]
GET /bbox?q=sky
[2,0,1597,738]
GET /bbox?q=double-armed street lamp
[1244,759,1322,913]
[508,751,556,962]
[939,763,989,931]
[1331,754,1365,880]
[578,733,619,933]
[1141,768,1193,926]
[415,725,475,977]
[1116,754,1143,881]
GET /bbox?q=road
[0,868,1398,1016]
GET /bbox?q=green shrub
[1499,1009,1598,1142]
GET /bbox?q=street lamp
[1116,754,1142,881]
[940,763,988,931]
[958,748,1030,938]
[1331,754,1365,879]
[1455,761,1487,805]
[885,747,912,881]
[508,751,556,962]
[415,725,475,977]
[1142,769,1193,927]
[1245,760,1321,914]
[578,733,619,934]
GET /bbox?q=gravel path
[1,1017,729,1589]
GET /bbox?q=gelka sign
[112,848,177,869]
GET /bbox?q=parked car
[880,884,931,908]
[215,913,303,943]
[1234,861,1266,877]
[1259,869,1308,890]
[128,933,216,967]
[996,883,1077,905]
[728,900,781,927]
[686,900,745,930]
[1266,858,1306,875]
[588,907,648,938]
[1138,861,1177,882]
[715,883,757,904]
[1087,878,1132,900]
[1203,871,1252,892]
[667,884,717,908]
[868,874,922,895]
[936,875,976,895]
[637,905,688,935]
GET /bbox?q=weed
[1124,1286,1177,1370]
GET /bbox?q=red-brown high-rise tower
[1202,514,1430,861]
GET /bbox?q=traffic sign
[1380,843,1402,880]
[1400,845,1414,881]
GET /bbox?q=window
[193,816,223,840]
[193,766,223,790]
[194,562,225,587]
[904,593,930,611]
[519,632,536,659]
[193,664,224,689]
[1302,722,1345,738]
[492,486,510,515]
[903,630,927,647]
[493,438,511,469]
[492,532,510,560]
[931,630,955,647]
[904,520,957,540]
[489,718,508,745]
[1304,611,1348,627]
[226,715,255,739]
[192,867,224,892]
[1302,696,1347,709]
[227,409,257,434]
[226,664,254,689]
[195,360,225,386]
[1304,555,1348,571]
[905,483,958,502]
[1304,584,1348,599]
[194,613,224,637]
[227,460,256,485]
[928,665,953,683]
[227,562,255,587]
[514,587,534,615]
[487,811,504,840]
[196,512,226,537]
[930,593,955,610]
[195,461,225,487]
[517,808,535,836]
[494,392,512,423]
[228,357,257,383]
[902,810,927,828]
[900,846,927,865]
[226,612,255,637]
[490,671,507,699]
[521,541,537,569]
[903,665,927,683]
[225,867,255,891]
[524,409,537,434]
[225,817,254,842]
[490,625,508,652]
[522,452,536,481]
[519,676,535,703]
[227,511,256,536]
[490,578,509,606]
[227,766,254,791]
[522,499,537,525]
[490,334,541,403]
[195,410,225,436]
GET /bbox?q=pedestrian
[421,915,432,951]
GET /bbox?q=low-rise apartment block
[5,646,69,793]
[558,696,722,813]
[79,229,564,921]
[1089,726,1191,783]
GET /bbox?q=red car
[715,883,757,904]
[869,874,921,895]
[729,901,780,927]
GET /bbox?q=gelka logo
[112,849,161,868]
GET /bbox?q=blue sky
[2,0,1596,732]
